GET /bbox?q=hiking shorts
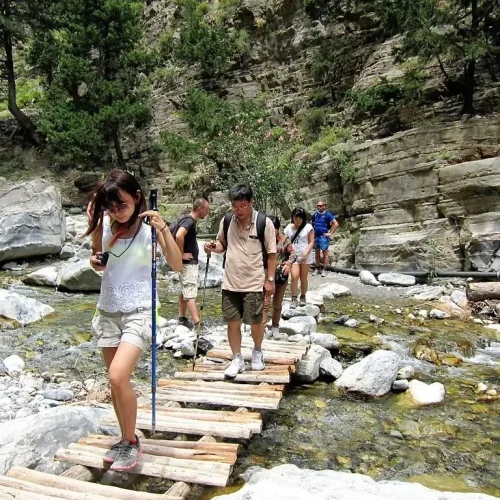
[91,308,152,351]
[222,290,264,325]
[179,263,199,300]
[314,234,330,251]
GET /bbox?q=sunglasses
[317,204,325,208]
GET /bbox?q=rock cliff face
[136,0,500,272]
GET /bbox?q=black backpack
[222,212,268,269]
[169,215,195,239]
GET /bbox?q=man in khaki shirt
[204,185,277,378]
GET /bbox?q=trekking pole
[149,189,158,434]
[192,253,210,370]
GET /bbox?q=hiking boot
[251,349,265,371]
[103,440,126,464]
[299,295,306,307]
[109,436,142,471]
[321,270,327,278]
[178,317,194,329]
[290,297,298,309]
[312,269,319,276]
[224,354,245,378]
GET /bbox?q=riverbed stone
[43,388,75,402]
[0,289,55,325]
[397,365,415,380]
[212,463,500,500]
[2,355,25,374]
[279,320,312,336]
[408,379,445,406]
[23,266,59,287]
[295,345,331,383]
[392,379,409,391]
[310,333,339,351]
[319,358,343,379]
[335,350,399,397]
[359,270,380,286]
[0,406,109,474]
[429,308,450,319]
[0,180,65,263]
[57,260,101,292]
[378,273,416,287]
[59,245,76,260]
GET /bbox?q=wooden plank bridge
[0,339,309,499]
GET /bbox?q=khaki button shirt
[217,210,277,292]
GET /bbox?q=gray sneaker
[290,297,298,309]
[312,269,319,276]
[224,354,245,378]
[321,270,327,278]
[299,295,306,307]
[103,440,126,464]
[109,436,141,471]
[251,349,265,371]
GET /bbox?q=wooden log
[466,282,500,301]
[67,444,233,475]
[0,485,60,500]
[159,380,285,392]
[173,371,290,384]
[190,363,293,372]
[7,467,181,500]
[78,437,237,464]
[54,448,230,487]
[137,406,262,424]
[157,385,282,398]
[100,415,255,439]
[165,482,189,500]
[80,435,240,453]
[59,465,99,482]
[206,349,298,364]
[154,389,281,410]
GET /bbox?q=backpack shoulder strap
[222,213,232,268]
[257,212,268,270]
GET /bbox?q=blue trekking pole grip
[149,188,158,434]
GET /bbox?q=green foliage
[172,0,248,77]
[330,146,356,183]
[307,126,350,160]
[348,233,360,253]
[0,76,42,112]
[300,108,329,143]
[161,88,308,211]
[158,29,175,60]
[376,0,500,114]
[347,78,402,116]
[31,0,154,167]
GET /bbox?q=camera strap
[106,221,142,259]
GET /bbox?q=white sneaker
[251,349,265,371]
[312,269,318,276]
[321,270,327,277]
[271,326,280,337]
[224,354,245,378]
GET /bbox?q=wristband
[161,220,168,232]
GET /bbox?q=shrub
[307,126,349,159]
[300,108,329,143]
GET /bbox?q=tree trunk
[460,59,476,115]
[466,282,500,302]
[112,130,127,169]
[2,16,42,146]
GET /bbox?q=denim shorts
[314,234,330,251]
[91,308,152,351]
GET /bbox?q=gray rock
[57,260,101,292]
[212,463,499,500]
[0,180,65,263]
[279,321,312,337]
[23,266,59,287]
[59,245,76,260]
[295,345,331,383]
[392,379,409,391]
[43,389,74,402]
[319,358,343,379]
[344,318,359,328]
[3,355,25,374]
[68,207,83,215]
[378,273,416,287]
[397,365,415,380]
[15,408,33,419]
[409,379,445,406]
[288,334,305,342]
[0,289,54,325]
[0,406,108,474]
[335,350,399,397]
[288,315,317,332]
[310,333,339,351]
[429,308,450,319]
[359,270,380,286]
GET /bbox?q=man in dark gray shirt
[174,199,210,328]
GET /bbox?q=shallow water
[1,273,499,498]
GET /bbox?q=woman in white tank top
[85,170,182,471]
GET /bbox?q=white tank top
[97,215,158,313]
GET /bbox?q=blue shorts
[314,235,330,251]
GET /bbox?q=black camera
[98,251,109,266]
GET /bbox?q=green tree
[32,0,154,167]
[0,0,50,145]
[161,88,308,212]
[378,0,500,114]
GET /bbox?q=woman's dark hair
[291,207,308,238]
[228,184,253,202]
[267,215,280,231]
[84,169,147,247]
